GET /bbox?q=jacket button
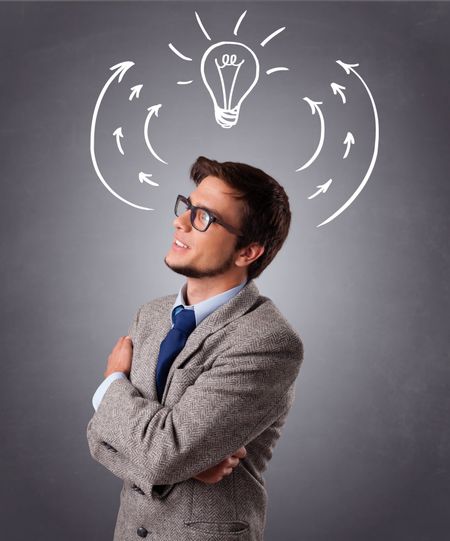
[136,527,148,538]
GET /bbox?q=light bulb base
[214,106,240,129]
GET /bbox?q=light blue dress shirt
[92,279,247,410]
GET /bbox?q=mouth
[173,238,190,250]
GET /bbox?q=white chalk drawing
[169,11,289,128]
[296,61,378,227]
[266,67,289,75]
[113,127,124,155]
[331,82,347,104]
[144,105,168,165]
[90,12,379,226]
[168,43,193,62]
[139,172,159,187]
[90,61,153,211]
[260,26,286,47]
[233,10,247,36]
[201,42,259,129]
[129,85,143,100]
[342,131,355,159]
[195,11,212,41]
[308,179,333,200]
[296,98,325,172]
[316,60,379,227]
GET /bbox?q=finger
[117,336,132,349]
[232,446,247,459]
[222,467,233,476]
[225,457,240,468]
[113,337,125,350]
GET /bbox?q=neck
[185,274,247,305]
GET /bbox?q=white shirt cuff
[92,372,127,411]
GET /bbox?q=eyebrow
[187,196,225,222]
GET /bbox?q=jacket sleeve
[86,323,303,487]
[86,306,152,489]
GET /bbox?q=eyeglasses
[174,194,243,236]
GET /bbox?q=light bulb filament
[214,55,245,109]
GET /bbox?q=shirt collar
[171,279,248,327]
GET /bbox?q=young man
[87,156,304,541]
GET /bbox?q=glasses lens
[175,196,211,231]
[175,197,189,216]
[192,207,211,231]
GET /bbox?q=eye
[198,209,209,225]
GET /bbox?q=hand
[104,336,133,378]
[193,446,247,484]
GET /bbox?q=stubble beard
[164,250,237,279]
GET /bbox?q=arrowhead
[318,179,333,193]
[129,84,143,100]
[147,104,162,117]
[336,60,359,75]
[109,61,135,82]
[139,172,159,187]
[331,82,346,94]
[344,131,355,145]
[330,82,347,104]
[113,127,123,138]
[303,97,323,115]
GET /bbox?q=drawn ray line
[266,67,290,75]
[233,10,247,36]
[168,43,193,62]
[177,80,193,85]
[195,11,211,41]
[260,26,286,47]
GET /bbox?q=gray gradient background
[1,1,449,540]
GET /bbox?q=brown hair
[190,156,291,281]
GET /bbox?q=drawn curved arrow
[318,60,379,227]
[129,84,143,101]
[308,179,333,200]
[144,104,168,165]
[113,127,124,155]
[331,82,347,104]
[296,97,325,172]
[90,61,153,211]
[343,131,355,159]
[139,172,159,186]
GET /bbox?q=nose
[173,209,192,231]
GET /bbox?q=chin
[164,257,204,278]
[164,255,190,274]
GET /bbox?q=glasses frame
[175,194,243,237]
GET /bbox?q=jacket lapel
[161,280,260,402]
[131,295,175,400]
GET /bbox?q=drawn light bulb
[200,41,260,129]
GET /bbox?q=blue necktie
[155,305,196,401]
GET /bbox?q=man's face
[164,175,245,279]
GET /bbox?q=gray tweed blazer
[86,279,304,541]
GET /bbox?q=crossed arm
[100,335,246,484]
[86,324,302,492]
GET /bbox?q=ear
[234,243,265,269]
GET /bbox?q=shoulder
[227,293,304,359]
[134,292,177,323]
